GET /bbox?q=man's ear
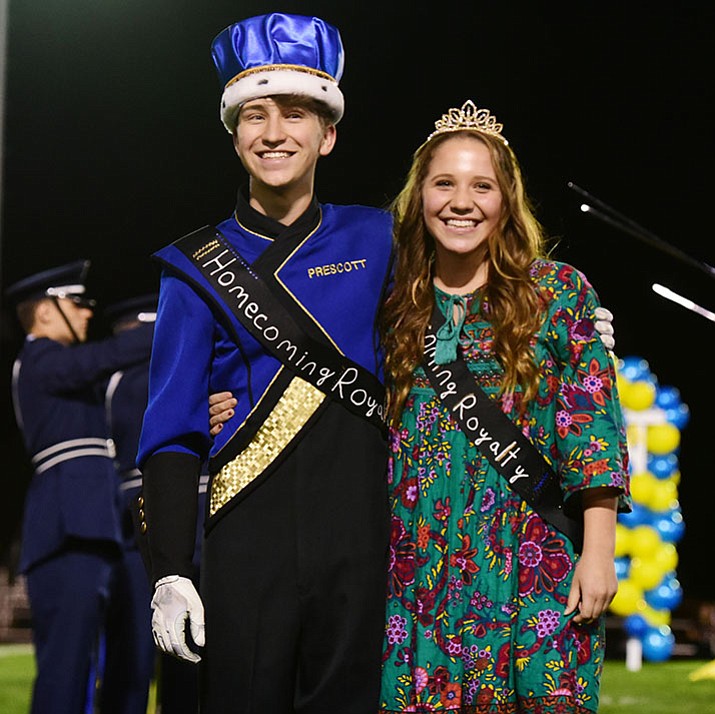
[34,300,53,325]
[319,124,337,157]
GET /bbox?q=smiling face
[421,134,503,269]
[233,97,336,195]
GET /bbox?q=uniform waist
[32,437,116,474]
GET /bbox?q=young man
[6,260,153,714]
[137,13,393,713]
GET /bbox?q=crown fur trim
[220,67,345,133]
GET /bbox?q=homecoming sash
[170,226,386,431]
[423,308,584,551]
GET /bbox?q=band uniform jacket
[12,326,154,573]
[137,200,393,573]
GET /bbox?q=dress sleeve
[136,271,215,466]
[546,265,631,512]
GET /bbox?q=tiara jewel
[426,99,507,144]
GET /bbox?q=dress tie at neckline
[434,294,468,365]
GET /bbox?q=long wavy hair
[381,129,549,424]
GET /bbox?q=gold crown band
[426,100,507,144]
[225,63,338,89]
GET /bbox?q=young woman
[378,101,631,713]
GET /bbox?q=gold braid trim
[225,63,337,89]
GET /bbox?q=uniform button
[140,522,148,534]
[137,496,144,507]
[138,509,145,520]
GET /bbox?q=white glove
[594,307,615,351]
[151,575,205,663]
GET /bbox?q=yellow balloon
[622,380,656,410]
[630,556,665,590]
[615,523,631,558]
[648,480,679,512]
[647,423,681,455]
[630,471,657,505]
[652,543,679,573]
[630,525,662,558]
[616,372,631,392]
[610,579,644,616]
[617,379,632,408]
[642,605,672,627]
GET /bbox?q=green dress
[379,260,631,713]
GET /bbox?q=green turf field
[1,645,714,713]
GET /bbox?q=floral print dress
[379,260,631,713]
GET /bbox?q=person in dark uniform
[99,295,159,714]
[102,294,204,714]
[6,260,154,714]
[137,13,393,714]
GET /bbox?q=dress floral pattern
[379,260,631,713]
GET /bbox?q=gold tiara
[426,100,507,144]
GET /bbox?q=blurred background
[0,0,713,654]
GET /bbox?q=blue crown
[211,13,345,132]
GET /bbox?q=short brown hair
[15,298,44,333]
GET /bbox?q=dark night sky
[1,2,713,600]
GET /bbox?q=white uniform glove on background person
[151,574,205,663]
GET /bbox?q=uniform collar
[234,185,321,240]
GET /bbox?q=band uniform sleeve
[141,451,201,583]
[137,271,216,466]
[136,271,217,582]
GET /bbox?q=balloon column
[609,356,688,664]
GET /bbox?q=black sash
[171,226,386,430]
[423,308,583,552]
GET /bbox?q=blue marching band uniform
[102,295,205,714]
[6,261,153,714]
[137,189,395,710]
[100,296,158,714]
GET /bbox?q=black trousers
[200,403,390,713]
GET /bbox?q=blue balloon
[624,613,649,638]
[648,453,678,480]
[645,575,683,611]
[615,556,630,580]
[618,503,651,528]
[642,626,675,662]
[655,385,681,410]
[665,403,690,430]
[652,508,685,543]
[619,356,652,382]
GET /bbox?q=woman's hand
[209,391,237,436]
[565,487,619,624]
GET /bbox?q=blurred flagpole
[652,283,715,323]
[568,182,715,281]
[568,182,715,323]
